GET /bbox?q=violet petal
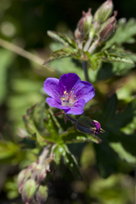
[59,73,80,93]
[73,81,95,103]
[65,99,85,115]
[46,97,71,111]
[43,78,60,100]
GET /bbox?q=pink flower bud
[75,9,93,40]
[100,11,117,41]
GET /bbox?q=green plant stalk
[0,38,56,75]
[82,61,90,82]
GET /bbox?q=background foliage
[0,0,136,203]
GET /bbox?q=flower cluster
[18,148,52,204]
[74,0,116,52]
[43,73,95,115]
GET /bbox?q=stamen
[61,90,77,106]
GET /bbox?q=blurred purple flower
[43,73,95,115]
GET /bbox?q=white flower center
[61,90,77,107]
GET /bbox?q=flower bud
[22,179,38,203]
[36,185,48,203]
[94,0,113,23]
[76,116,104,135]
[99,11,117,41]
[32,163,47,183]
[90,120,104,134]
[82,9,93,32]
[17,168,32,193]
[75,9,93,40]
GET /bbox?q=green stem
[65,115,76,124]
[48,108,63,133]
[0,38,56,75]
[82,61,90,82]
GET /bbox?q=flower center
[61,90,77,107]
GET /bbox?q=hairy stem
[83,36,93,51]
[88,38,99,53]
[49,108,63,133]
[65,115,77,124]
[0,38,56,75]
[82,61,90,82]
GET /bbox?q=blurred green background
[0,0,136,203]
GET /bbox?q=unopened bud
[75,9,93,40]
[90,120,104,134]
[32,163,47,183]
[100,21,116,41]
[82,9,93,32]
[76,117,104,135]
[94,0,113,23]
[100,12,117,41]
[17,169,31,193]
[22,179,38,203]
[36,185,48,203]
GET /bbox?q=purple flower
[43,73,95,115]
